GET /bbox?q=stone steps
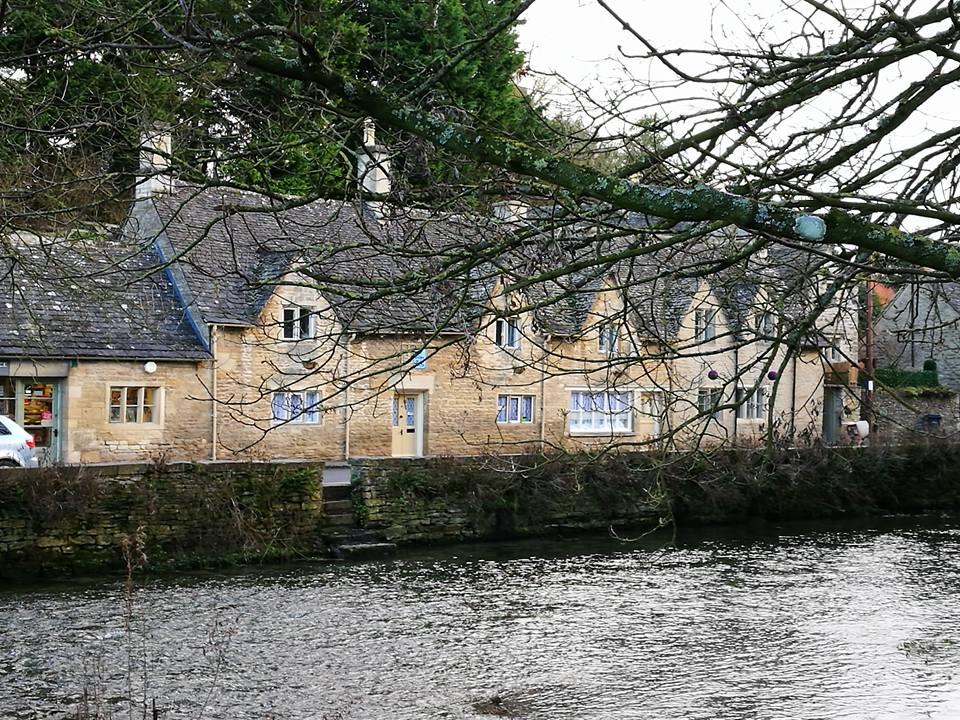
[322,527,385,543]
[324,527,397,560]
[323,499,352,514]
[331,542,397,560]
[323,513,355,527]
[319,484,396,559]
[323,485,352,502]
[321,525,397,560]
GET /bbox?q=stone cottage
[0,146,859,463]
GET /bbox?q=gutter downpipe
[791,352,798,440]
[539,336,550,450]
[210,324,218,461]
[343,333,356,460]
[732,341,739,445]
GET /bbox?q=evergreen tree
[0,0,538,223]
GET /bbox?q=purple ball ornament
[707,369,720,380]
[767,370,779,381]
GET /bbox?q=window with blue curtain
[412,349,427,370]
[496,394,535,423]
[272,391,321,424]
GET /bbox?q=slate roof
[0,233,209,360]
[142,185,494,335]
[3,183,837,360]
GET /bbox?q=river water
[2,519,960,720]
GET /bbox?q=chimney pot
[357,120,391,195]
[135,126,175,198]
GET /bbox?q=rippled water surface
[3,519,960,719]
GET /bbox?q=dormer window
[495,317,520,349]
[598,324,618,354]
[282,305,314,340]
[694,308,717,342]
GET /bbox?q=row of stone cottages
[0,178,859,465]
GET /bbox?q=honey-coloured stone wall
[0,461,324,578]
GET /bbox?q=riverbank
[2,443,960,579]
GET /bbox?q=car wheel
[0,459,20,468]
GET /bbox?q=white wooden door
[392,393,422,456]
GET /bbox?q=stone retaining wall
[0,461,323,578]
[351,455,664,543]
[873,391,960,444]
[352,445,960,544]
[7,444,960,578]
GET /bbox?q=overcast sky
[512,1,957,224]
[512,0,778,124]
[516,0,725,86]
[514,0,952,170]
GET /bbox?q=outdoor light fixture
[144,361,158,374]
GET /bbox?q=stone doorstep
[323,514,355,527]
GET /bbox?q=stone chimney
[135,126,175,199]
[356,119,391,195]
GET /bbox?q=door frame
[822,386,842,446]
[392,391,425,457]
[15,378,63,463]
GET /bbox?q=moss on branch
[243,53,960,278]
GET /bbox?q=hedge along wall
[0,461,323,578]
[352,444,960,544]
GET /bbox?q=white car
[0,415,39,468]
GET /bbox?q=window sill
[568,430,636,437]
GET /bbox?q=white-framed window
[0,377,15,418]
[640,391,666,437]
[497,394,535,424]
[830,341,844,362]
[568,390,633,434]
[598,324,618,354]
[281,305,314,340]
[495,317,520,349]
[109,386,160,424]
[694,308,717,342]
[697,388,722,419]
[735,386,768,420]
[272,390,321,424]
[759,312,775,336]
